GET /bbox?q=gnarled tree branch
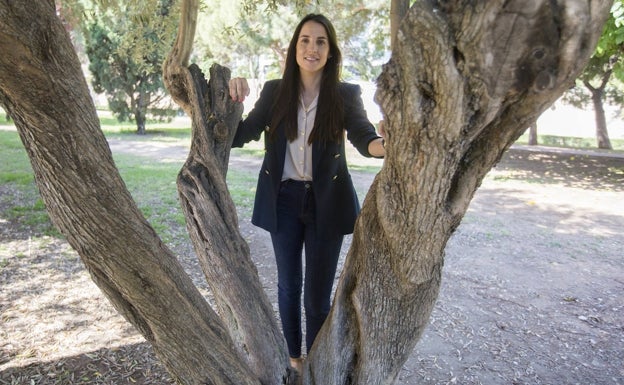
[307,1,611,384]
[162,1,290,384]
[0,2,260,385]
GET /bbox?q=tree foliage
[596,0,624,78]
[69,0,391,116]
[195,0,389,82]
[563,0,624,148]
[78,0,179,134]
[566,1,624,105]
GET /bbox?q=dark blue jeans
[270,179,343,358]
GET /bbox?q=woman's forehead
[299,21,328,39]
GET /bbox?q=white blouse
[281,94,318,181]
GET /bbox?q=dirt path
[1,140,623,384]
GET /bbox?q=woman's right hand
[229,77,250,103]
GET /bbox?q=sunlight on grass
[111,152,187,243]
[227,168,257,216]
[0,126,263,245]
[609,166,624,175]
[98,109,192,144]
[0,131,34,186]
[4,113,622,249]
[102,125,192,143]
[516,133,624,151]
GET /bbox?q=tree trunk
[529,123,538,145]
[583,70,613,150]
[0,3,261,385]
[390,0,409,50]
[162,1,291,383]
[590,87,613,149]
[270,41,287,73]
[136,90,146,135]
[163,61,291,385]
[135,106,147,135]
[0,1,611,385]
[306,1,611,384]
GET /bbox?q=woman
[229,13,385,371]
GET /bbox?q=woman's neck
[300,72,321,103]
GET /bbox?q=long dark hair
[270,14,344,144]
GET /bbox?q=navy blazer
[232,79,379,239]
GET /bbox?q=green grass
[111,152,187,241]
[98,115,125,126]
[103,126,192,142]
[516,133,624,151]
[6,198,54,232]
[94,150,258,243]
[0,130,57,235]
[227,168,258,216]
[97,109,192,143]
[231,147,266,158]
[0,131,34,186]
[0,127,259,244]
[347,163,383,173]
[2,113,622,246]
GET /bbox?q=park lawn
[0,128,258,246]
[1,113,620,245]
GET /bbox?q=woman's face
[296,21,330,77]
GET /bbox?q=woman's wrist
[369,137,385,158]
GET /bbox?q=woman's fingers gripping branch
[229,77,250,103]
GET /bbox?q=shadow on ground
[1,343,173,385]
[495,148,624,191]
[1,145,623,385]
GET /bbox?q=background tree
[82,0,179,134]
[528,123,539,145]
[194,0,297,100]
[316,0,390,80]
[0,1,610,385]
[390,0,408,49]
[196,1,389,83]
[563,0,624,149]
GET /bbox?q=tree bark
[584,79,614,149]
[307,1,611,384]
[162,4,291,379]
[0,0,611,385]
[390,0,409,50]
[591,90,612,149]
[0,2,260,385]
[528,123,538,145]
[135,88,147,135]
